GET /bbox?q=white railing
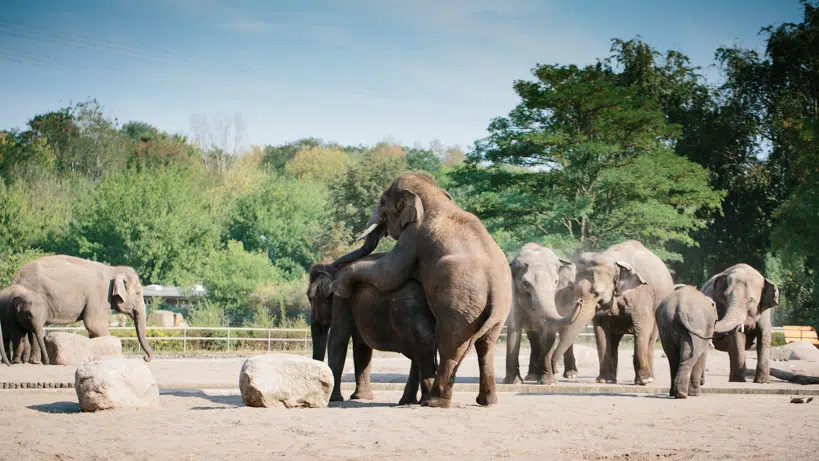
[43,324,780,355]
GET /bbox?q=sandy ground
[2,347,818,460]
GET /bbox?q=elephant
[656,285,718,398]
[545,240,675,385]
[307,256,437,405]
[0,284,42,365]
[700,263,779,383]
[329,173,513,408]
[9,255,154,363]
[505,243,582,385]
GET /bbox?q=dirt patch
[1,389,816,461]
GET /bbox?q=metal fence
[43,325,787,355]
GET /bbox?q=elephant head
[510,243,579,326]
[307,264,335,328]
[703,264,779,335]
[573,252,648,316]
[110,269,153,362]
[332,174,453,267]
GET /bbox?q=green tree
[284,145,349,182]
[449,62,723,261]
[406,147,442,175]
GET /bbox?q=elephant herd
[308,173,781,403]
[2,173,781,405]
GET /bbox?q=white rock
[239,354,333,408]
[44,332,122,366]
[786,341,819,361]
[74,357,159,412]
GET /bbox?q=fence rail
[42,325,787,355]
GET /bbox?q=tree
[449,62,723,261]
[261,138,323,172]
[406,147,442,174]
[284,145,349,182]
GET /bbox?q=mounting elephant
[505,243,583,385]
[1,284,42,365]
[329,173,512,408]
[656,285,718,398]
[307,256,437,405]
[545,241,675,385]
[700,263,779,383]
[9,255,154,364]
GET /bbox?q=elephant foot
[330,392,344,402]
[524,373,541,382]
[537,374,557,385]
[596,376,617,384]
[688,388,702,397]
[563,370,578,379]
[634,376,654,386]
[398,396,419,405]
[350,389,374,400]
[728,376,747,383]
[753,375,770,384]
[476,392,498,407]
[673,392,688,399]
[503,375,523,385]
[420,397,451,408]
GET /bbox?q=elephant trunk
[714,297,747,334]
[535,286,579,327]
[332,222,385,267]
[133,305,154,362]
[552,292,597,366]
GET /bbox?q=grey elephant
[307,256,437,405]
[1,285,41,365]
[505,243,581,385]
[9,255,154,364]
[656,285,717,398]
[329,173,512,408]
[546,240,675,385]
[700,263,779,383]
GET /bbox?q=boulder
[149,309,176,327]
[44,332,122,366]
[786,341,819,361]
[74,357,159,412]
[239,354,333,408]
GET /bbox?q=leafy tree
[284,145,349,182]
[405,147,442,174]
[450,63,723,260]
[262,138,323,172]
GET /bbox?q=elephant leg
[327,305,354,402]
[474,322,503,407]
[562,343,578,378]
[663,338,680,397]
[11,335,26,364]
[538,331,558,385]
[633,326,654,385]
[503,325,523,384]
[598,327,622,384]
[673,338,695,398]
[417,340,437,404]
[593,318,614,383]
[424,332,473,409]
[754,315,771,384]
[689,346,707,397]
[399,361,420,405]
[28,333,41,364]
[524,329,542,382]
[350,335,374,400]
[728,331,747,382]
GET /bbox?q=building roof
[142,284,207,299]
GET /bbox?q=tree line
[1,1,816,332]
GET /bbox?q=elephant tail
[676,308,713,340]
[472,286,511,344]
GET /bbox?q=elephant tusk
[740,324,744,334]
[354,223,380,243]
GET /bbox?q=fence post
[227,326,231,352]
[183,327,187,354]
[267,328,271,352]
[303,330,308,353]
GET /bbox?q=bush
[771,332,787,347]
[0,249,51,286]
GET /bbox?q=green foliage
[284,145,349,182]
[406,147,442,175]
[771,332,787,347]
[0,248,52,286]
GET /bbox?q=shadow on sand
[162,390,244,409]
[27,401,82,414]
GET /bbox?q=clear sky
[0,0,801,151]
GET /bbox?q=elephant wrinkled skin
[656,285,718,398]
[330,173,512,408]
[308,256,437,405]
[505,243,582,385]
[701,263,779,383]
[1,285,42,365]
[7,255,154,364]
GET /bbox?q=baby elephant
[307,255,437,405]
[656,285,718,399]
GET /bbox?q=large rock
[74,357,160,412]
[239,354,333,408]
[785,341,819,361]
[149,309,176,327]
[44,332,122,366]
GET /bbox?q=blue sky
[0,0,801,151]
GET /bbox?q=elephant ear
[761,278,780,310]
[398,190,424,229]
[112,273,128,303]
[11,295,28,313]
[557,257,576,286]
[614,261,647,297]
